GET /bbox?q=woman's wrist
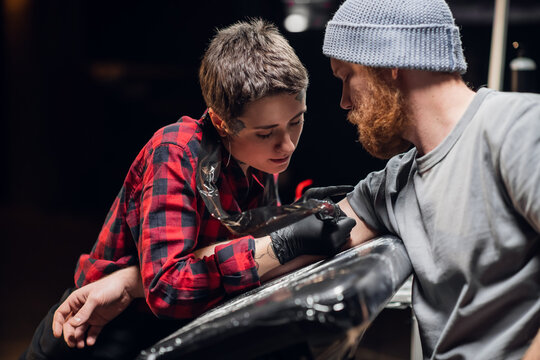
[119,266,145,299]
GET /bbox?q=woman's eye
[256,132,272,139]
[290,118,304,127]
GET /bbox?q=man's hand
[52,266,143,348]
[270,214,356,264]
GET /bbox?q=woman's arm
[53,266,143,348]
[53,236,277,349]
[53,212,356,348]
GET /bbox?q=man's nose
[340,87,352,110]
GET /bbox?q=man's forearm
[523,329,540,360]
[338,198,378,247]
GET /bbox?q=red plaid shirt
[75,114,274,319]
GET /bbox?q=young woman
[22,19,355,360]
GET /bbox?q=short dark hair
[199,19,308,127]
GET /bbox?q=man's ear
[208,108,228,137]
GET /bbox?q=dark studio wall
[1,0,539,356]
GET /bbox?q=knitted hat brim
[323,22,467,74]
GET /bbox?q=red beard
[347,68,411,159]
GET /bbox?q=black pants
[21,288,187,360]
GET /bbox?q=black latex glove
[270,214,356,264]
[295,185,354,203]
[295,185,354,220]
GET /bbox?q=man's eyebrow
[252,109,306,130]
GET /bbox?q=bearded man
[326,0,540,359]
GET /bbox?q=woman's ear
[391,68,399,80]
[208,108,228,137]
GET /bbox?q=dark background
[2,0,539,357]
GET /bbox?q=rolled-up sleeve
[215,237,259,294]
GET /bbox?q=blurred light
[510,57,537,71]
[512,41,519,49]
[282,0,335,33]
[295,179,313,201]
[4,0,30,15]
[284,13,309,33]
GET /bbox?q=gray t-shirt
[348,88,540,359]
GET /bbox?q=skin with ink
[267,242,277,260]
[226,118,246,135]
[254,242,280,273]
[295,89,306,103]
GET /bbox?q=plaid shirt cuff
[215,236,260,294]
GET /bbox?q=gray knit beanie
[323,0,467,74]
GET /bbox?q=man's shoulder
[472,89,540,141]
[382,148,417,179]
[387,148,416,168]
[362,148,416,191]
[481,89,540,113]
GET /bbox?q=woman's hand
[52,266,144,348]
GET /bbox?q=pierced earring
[225,138,232,167]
